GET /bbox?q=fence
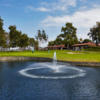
[0,47,34,51]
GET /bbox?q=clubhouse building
[72,42,96,51]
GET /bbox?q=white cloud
[79,0,87,2]
[37,7,50,12]
[41,7,100,39]
[27,6,50,12]
[27,0,77,12]
[48,0,77,11]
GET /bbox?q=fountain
[19,51,86,79]
[51,52,62,73]
[53,52,57,65]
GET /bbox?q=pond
[0,61,100,100]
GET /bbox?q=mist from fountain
[53,52,57,65]
[51,52,62,73]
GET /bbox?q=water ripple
[19,63,86,79]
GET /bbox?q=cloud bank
[41,7,100,39]
[27,0,77,12]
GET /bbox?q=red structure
[73,42,96,47]
[47,45,65,50]
[98,43,100,46]
[72,42,96,51]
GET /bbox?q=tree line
[0,17,48,50]
[0,16,100,50]
[48,22,100,48]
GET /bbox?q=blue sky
[0,0,100,41]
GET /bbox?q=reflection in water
[0,62,100,100]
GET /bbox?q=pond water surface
[0,61,100,100]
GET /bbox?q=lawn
[0,50,100,62]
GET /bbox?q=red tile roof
[48,45,65,48]
[72,42,96,47]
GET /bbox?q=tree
[55,37,63,45]
[9,25,16,46]
[19,34,29,48]
[36,30,42,41]
[5,32,9,47]
[34,40,39,50]
[36,30,48,42]
[48,23,78,47]
[49,37,63,46]
[42,30,48,42]
[48,41,55,46]
[88,22,100,46]
[59,23,78,48]
[35,30,48,47]
[9,25,21,47]
[79,38,83,43]
[29,38,39,50]
[0,17,6,47]
[29,38,35,47]
[83,39,92,43]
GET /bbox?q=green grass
[85,46,100,51]
[0,50,100,62]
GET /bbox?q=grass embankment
[0,50,100,62]
[85,46,100,52]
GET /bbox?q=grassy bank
[0,50,100,62]
[85,46,100,51]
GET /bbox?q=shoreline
[0,57,100,67]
